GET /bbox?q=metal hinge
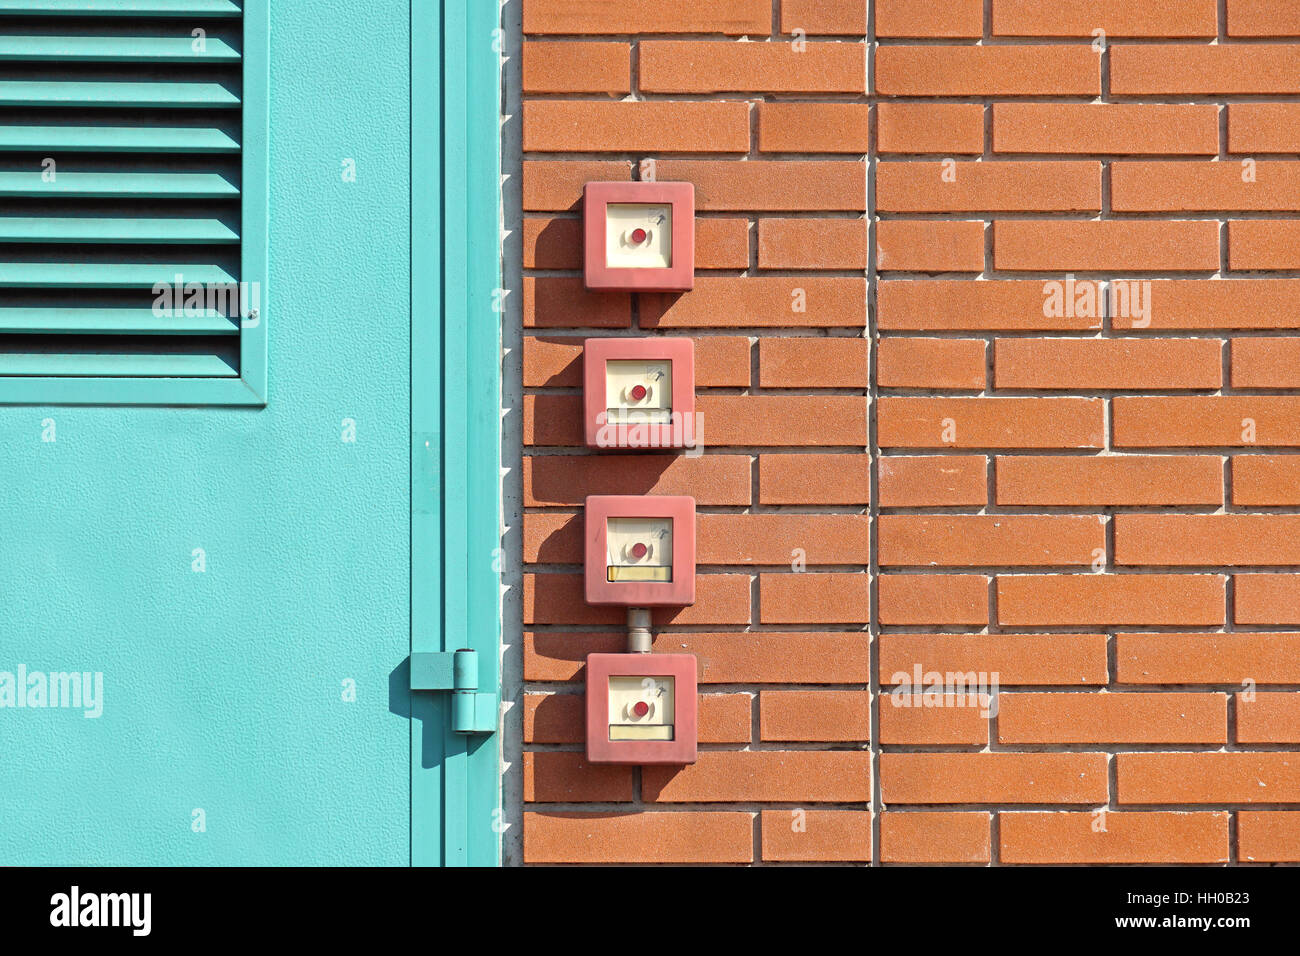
[409,648,498,735]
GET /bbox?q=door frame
[410,0,503,867]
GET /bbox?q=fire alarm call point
[583,336,695,450]
[583,181,695,292]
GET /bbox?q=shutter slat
[0,217,238,243]
[0,81,239,108]
[0,307,238,335]
[0,351,238,377]
[0,172,237,198]
[0,37,240,62]
[0,262,236,287]
[0,125,239,153]
[0,1,241,16]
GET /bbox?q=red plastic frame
[586,652,698,765]
[583,181,695,292]
[583,337,695,450]
[584,494,696,607]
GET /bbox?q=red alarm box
[583,181,694,292]
[584,494,696,607]
[583,337,695,450]
[586,652,698,765]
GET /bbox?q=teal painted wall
[0,1,413,865]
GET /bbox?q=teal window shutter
[0,0,267,406]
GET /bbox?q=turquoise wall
[0,1,413,865]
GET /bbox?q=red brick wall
[516,0,1300,865]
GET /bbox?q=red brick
[525,632,869,684]
[1232,337,1300,387]
[998,574,1226,627]
[523,812,754,864]
[1117,515,1300,566]
[522,454,752,507]
[993,0,1217,37]
[1117,633,1300,685]
[999,693,1227,745]
[522,334,749,387]
[879,696,988,745]
[757,103,869,153]
[759,453,870,505]
[878,397,1105,449]
[878,338,986,389]
[654,160,865,211]
[643,751,871,803]
[1114,397,1300,447]
[879,280,1102,332]
[1114,161,1300,212]
[994,338,1223,390]
[1230,221,1300,270]
[523,160,632,211]
[524,513,868,566]
[880,812,991,864]
[1112,280,1300,331]
[876,103,985,155]
[522,0,771,35]
[525,572,751,626]
[1239,811,1300,863]
[996,455,1224,507]
[1228,105,1300,153]
[697,395,867,446]
[1236,574,1300,626]
[521,41,630,94]
[994,221,1220,272]
[877,0,982,37]
[880,516,1104,568]
[877,162,1101,213]
[876,221,985,273]
[1238,694,1300,744]
[1112,45,1300,95]
[757,219,867,270]
[522,100,749,153]
[640,41,866,94]
[994,103,1219,155]
[780,0,868,36]
[881,633,1110,686]
[523,752,633,802]
[878,455,987,508]
[1000,812,1229,865]
[760,572,869,624]
[759,337,867,388]
[760,690,870,742]
[760,810,871,862]
[876,46,1100,96]
[878,574,990,626]
[882,753,1108,804]
[699,514,868,565]
[1234,456,1300,506]
[641,276,866,328]
[1118,753,1300,804]
[524,277,629,329]
[1228,0,1300,35]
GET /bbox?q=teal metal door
[0,0,500,867]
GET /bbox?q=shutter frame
[0,0,268,407]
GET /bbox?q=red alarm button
[632,700,650,718]
[630,227,648,244]
[629,384,647,401]
[630,542,648,560]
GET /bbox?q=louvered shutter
[0,0,266,405]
